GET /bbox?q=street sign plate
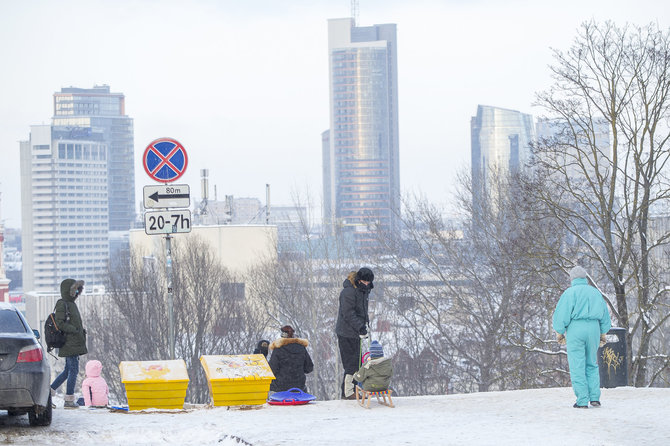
[144,209,192,235]
[143,137,188,183]
[143,184,191,209]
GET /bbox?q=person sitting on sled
[268,325,314,393]
[353,340,393,393]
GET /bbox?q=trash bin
[598,327,628,388]
[119,359,190,410]
[200,354,275,406]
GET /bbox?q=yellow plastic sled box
[119,359,190,410]
[200,354,275,406]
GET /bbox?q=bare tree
[531,20,670,385]
[87,236,269,404]
[373,169,568,393]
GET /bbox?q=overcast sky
[1,0,669,229]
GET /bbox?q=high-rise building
[323,18,400,250]
[471,105,535,204]
[0,190,10,302]
[19,86,134,292]
[53,86,135,231]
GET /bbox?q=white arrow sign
[143,184,190,209]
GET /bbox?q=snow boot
[50,387,56,408]
[590,401,601,407]
[64,394,78,409]
[573,403,588,409]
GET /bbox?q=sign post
[142,137,191,360]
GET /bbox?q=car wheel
[28,394,52,426]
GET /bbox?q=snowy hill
[2,387,669,445]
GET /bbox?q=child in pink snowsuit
[81,360,109,407]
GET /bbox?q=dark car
[0,302,52,426]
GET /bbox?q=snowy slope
[1,387,669,445]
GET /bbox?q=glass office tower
[324,18,400,250]
[471,105,535,208]
[53,85,135,231]
[20,86,134,292]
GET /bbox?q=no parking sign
[143,137,188,183]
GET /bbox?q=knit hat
[356,267,374,283]
[569,266,587,282]
[280,325,294,338]
[369,340,384,358]
[361,351,371,363]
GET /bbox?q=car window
[0,309,27,333]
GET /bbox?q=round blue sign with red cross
[143,137,188,183]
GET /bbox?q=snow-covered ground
[1,387,668,445]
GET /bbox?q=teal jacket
[552,277,611,335]
[54,278,88,357]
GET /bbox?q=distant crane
[351,0,359,25]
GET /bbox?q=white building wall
[129,224,277,277]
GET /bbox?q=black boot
[573,403,588,409]
[590,401,601,407]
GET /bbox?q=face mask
[357,280,373,291]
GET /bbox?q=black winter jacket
[335,272,370,339]
[268,338,314,392]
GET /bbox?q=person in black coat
[268,325,314,393]
[253,339,270,358]
[335,267,373,399]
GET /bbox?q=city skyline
[1,0,668,229]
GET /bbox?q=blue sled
[267,388,316,405]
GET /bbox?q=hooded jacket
[54,278,87,357]
[81,360,109,407]
[268,337,314,392]
[552,277,611,335]
[335,272,371,338]
[353,357,393,391]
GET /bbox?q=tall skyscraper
[20,85,134,292]
[53,86,135,231]
[471,105,535,204]
[323,18,400,250]
[0,190,10,302]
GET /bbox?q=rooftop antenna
[351,0,359,26]
[266,184,271,225]
[199,169,209,216]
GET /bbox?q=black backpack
[44,301,69,352]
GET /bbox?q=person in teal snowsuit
[553,266,611,408]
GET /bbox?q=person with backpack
[268,325,314,393]
[81,359,109,407]
[50,278,87,408]
[335,267,374,400]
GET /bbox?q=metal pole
[166,233,175,360]
[265,183,270,225]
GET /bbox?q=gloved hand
[599,333,607,347]
[556,332,566,345]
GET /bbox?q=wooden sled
[355,386,395,408]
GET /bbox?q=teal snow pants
[566,319,601,406]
